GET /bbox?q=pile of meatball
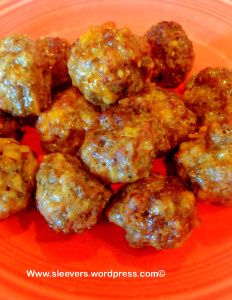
[0,21,231,250]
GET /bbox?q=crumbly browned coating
[138,85,197,154]
[81,107,156,183]
[36,87,99,154]
[176,122,232,206]
[146,21,194,88]
[0,34,52,117]
[184,67,232,125]
[36,153,112,233]
[81,84,196,183]
[37,37,71,87]
[106,175,197,249]
[0,110,20,138]
[68,22,154,109]
[0,138,38,219]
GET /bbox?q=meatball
[0,34,51,117]
[106,175,198,249]
[81,109,156,183]
[37,37,71,87]
[36,87,99,154]
[176,121,232,206]
[68,22,154,109]
[0,110,20,138]
[36,153,112,233]
[146,21,194,88]
[136,85,197,154]
[0,138,38,219]
[80,84,196,183]
[184,67,232,125]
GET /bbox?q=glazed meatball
[36,153,112,233]
[37,37,71,87]
[176,121,232,206]
[0,34,51,117]
[81,108,156,183]
[81,84,196,183]
[184,67,232,125]
[0,110,20,138]
[135,85,197,154]
[106,175,198,249]
[68,22,154,109]
[0,138,38,219]
[146,21,194,88]
[36,87,99,154]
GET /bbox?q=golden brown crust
[68,22,153,109]
[0,34,52,117]
[37,37,71,87]
[80,84,196,183]
[36,87,99,154]
[36,153,112,233]
[106,175,198,249]
[0,138,38,219]
[184,67,232,125]
[81,116,155,183]
[176,121,232,206]
[120,84,197,154]
[146,21,194,88]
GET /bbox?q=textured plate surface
[0,1,232,299]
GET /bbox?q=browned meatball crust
[146,21,194,88]
[81,111,156,183]
[0,138,38,219]
[0,34,52,117]
[68,22,153,109]
[106,175,198,249]
[37,37,71,87]
[36,153,112,233]
[0,110,20,138]
[81,85,196,183]
[184,67,232,125]
[129,85,197,154]
[36,87,99,154]
[176,122,232,206]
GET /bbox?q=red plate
[0,1,232,299]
